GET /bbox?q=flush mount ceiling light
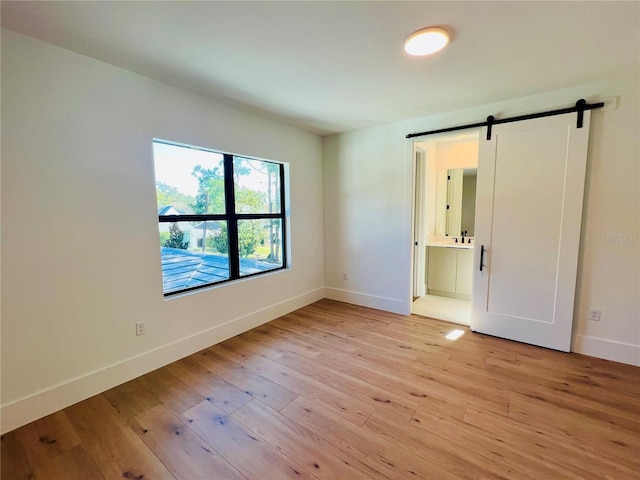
[404,27,451,56]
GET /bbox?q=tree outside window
[153,141,286,295]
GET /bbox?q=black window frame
[156,140,287,296]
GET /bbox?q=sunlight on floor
[445,329,465,340]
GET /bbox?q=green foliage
[212,222,266,258]
[238,221,266,257]
[267,219,281,263]
[206,236,219,251]
[163,223,189,249]
[235,188,267,213]
[264,163,281,263]
[213,224,229,254]
[192,164,226,214]
[156,182,195,213]
[192,160,269,258]
[159,231,170,245]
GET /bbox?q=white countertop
[427,241,474,249]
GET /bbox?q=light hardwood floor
[2,299,639,479]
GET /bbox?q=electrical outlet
[343,272,348,280]
[588,308,601,322]
[135,321,146,335]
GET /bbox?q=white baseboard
[0,287,325,434]
[572,334,640,367]
[6,289,633,434]
[325,287,409,315]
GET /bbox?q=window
[153,140,287,295]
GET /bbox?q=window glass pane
[152,139,287,296]
[153,141,225,215]
[159,221,229,293]
[238,219,283,276]
[233,157,281,214]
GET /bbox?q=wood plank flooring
[2,299,639,479]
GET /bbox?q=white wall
[1,29,325,433]
[436,139,478,170]
[323,76,639,366]
[323,125,411,313]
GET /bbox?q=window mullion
[224,154,240,279]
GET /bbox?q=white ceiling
[2,1,638,136]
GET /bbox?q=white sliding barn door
[471,111,591,351]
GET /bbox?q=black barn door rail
[406,99,605,140]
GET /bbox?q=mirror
[436,168,477,237]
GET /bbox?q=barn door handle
[479,245,486,272]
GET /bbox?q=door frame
[408,130,481,310]
[412,146,427,298]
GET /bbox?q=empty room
[1,1,639,479]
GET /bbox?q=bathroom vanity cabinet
[427,245,473,299]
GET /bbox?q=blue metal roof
[158,205,183,215]
[161,247,277,293]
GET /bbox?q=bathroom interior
[412,132,479,325]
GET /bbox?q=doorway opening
[411,131,480,325]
